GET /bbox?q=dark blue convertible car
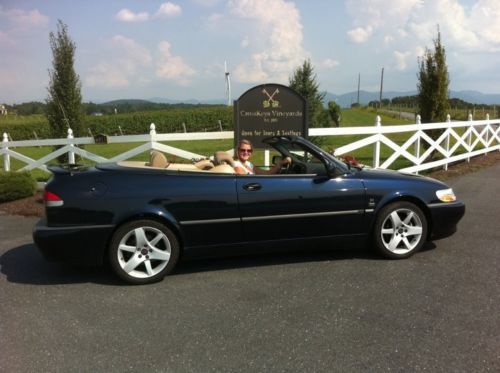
[33,136,465,284]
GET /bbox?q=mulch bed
[1,151,499,218]
[0,190,45,217]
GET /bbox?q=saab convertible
[33,136,465,284]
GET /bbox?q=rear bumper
[33,219,115,266]
[428,201,466,240]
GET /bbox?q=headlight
[436,188,456,202]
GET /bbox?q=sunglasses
[238,148,253,153]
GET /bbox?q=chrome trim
[180,217,241,226]
[35,224,115,231]
[365,209,374,213]
[427,202,463,208]
[242,209,364,222]
[46,201,64,207]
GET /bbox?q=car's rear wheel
[374,201,427,259]
[108,219,179,284]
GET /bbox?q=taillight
[44,190,64,207]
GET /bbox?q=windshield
[266,136,351,174]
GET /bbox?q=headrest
[150,151,169,168]
[214,151,235,167]
[193,159,214,170]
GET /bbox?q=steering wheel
[283,156,292,173]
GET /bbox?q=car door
[158,172,242,248]
[236,172,366,242]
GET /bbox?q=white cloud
[205,13,224,29]
[240,36,249,48]
[344,0,500,80]
[0,30,14,46]
[0,7,49,29]
[393,50,411,71]
[346,0,420,44]
[192,0,222,6]
[156,41,196,85]
[321,59,340,68]
[115,9,149,22]
[347,26,373,43]
[155,2,182,18]
[228,0,307,84]
[86,36,152,88]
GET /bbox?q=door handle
[243,183,262,191]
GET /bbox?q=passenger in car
[234,139,291,175]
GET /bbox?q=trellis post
[485,114,489,157]
[444,114,451,170]
[150,123,157,152]
[67,128,75,165]
[2,132,10,172]
[467,113,473,162]
[373,115,381,168]
[414,115,421,174]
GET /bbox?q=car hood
[355,168,449,188]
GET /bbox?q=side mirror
[327,164,343,178]
[272,155,282,165]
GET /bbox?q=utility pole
[379,67,384,108]
[357,73,360,105]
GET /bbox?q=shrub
[0,171,37,203]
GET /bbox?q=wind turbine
[224,61,232,106]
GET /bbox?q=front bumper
[33,219,115,266]
[428,201,466,240]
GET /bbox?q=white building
[0,105,7,115]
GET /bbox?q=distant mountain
[148,97,226,105]
[324,91,416,108]
[324,90,500,108]
[448,90,500,106]
[102,99,154,105]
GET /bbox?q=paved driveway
[1,162,499,372]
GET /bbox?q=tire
[373,201,428,259]
[108,219,180,284]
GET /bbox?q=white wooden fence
[1,115,499,174]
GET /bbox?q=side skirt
[181,233,368,259]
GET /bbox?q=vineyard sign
[234,83,307,149]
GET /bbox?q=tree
[289,60,329,128]
[417,28,450,151]
[46,20,84,145]
[328,101,341,127]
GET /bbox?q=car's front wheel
[108,219,179,284]
[374,201,428,259]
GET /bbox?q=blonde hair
[238,139,253,151]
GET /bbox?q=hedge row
[0,171,37,203]
[0,106,234,140]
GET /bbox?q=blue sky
[1,0,499,104]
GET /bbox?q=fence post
[444,114,451,170]
[414,115,421,174]
[467,113,473,162]
[2,132,10,172]
[67,128,75,165]
[182,122,186,133]
[150,123,157,150]
[150,123,157,136]
[373,115,381,168]
[485,114,489,156]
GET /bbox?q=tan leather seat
[214,151,235,167]
[193,159,214,170]
[208,164,235,173]
[149,151,169,168]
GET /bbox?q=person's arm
[254,157,291,175]
[232,160,247,174]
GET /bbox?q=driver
[234,139,291,175]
